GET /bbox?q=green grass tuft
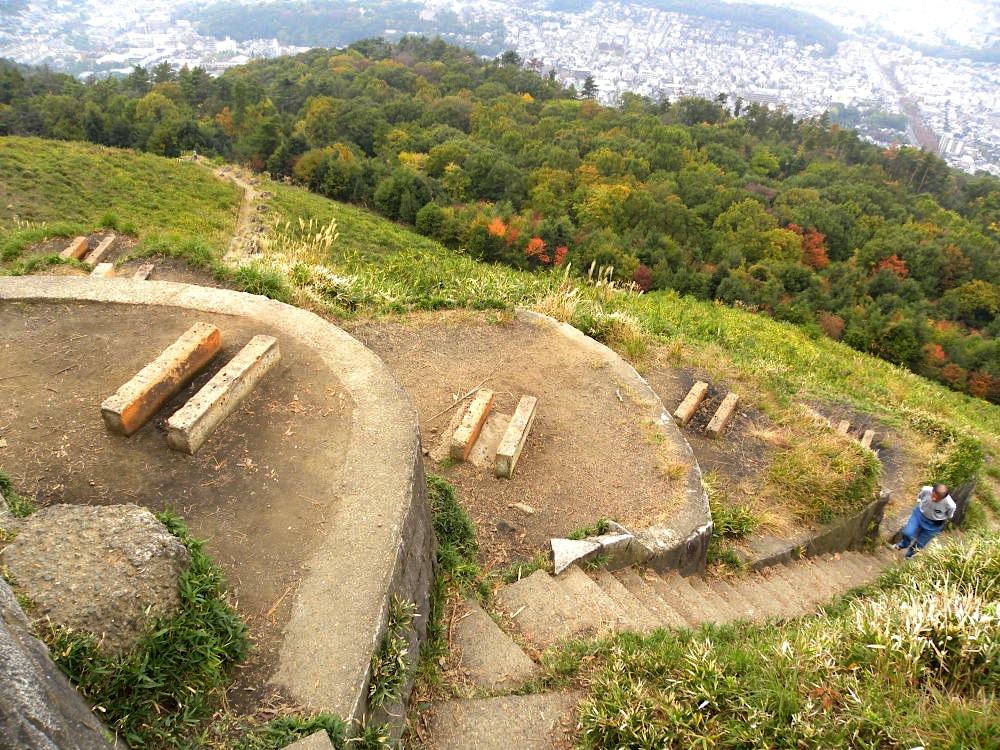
[368,595,416,708]
[496,551,551,584]
[578,533,1000,749]
[568,519,611,540]
[427,474,479,586]
[710,501,758,540]
[228,263,293,302]
[0,470,37,518]
[46,510,249,748]
[233,714,347,750]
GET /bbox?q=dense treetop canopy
[1,37,997,400]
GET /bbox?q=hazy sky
[770,0,997,43]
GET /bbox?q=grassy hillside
[2,137,995,464]
[2,139,998,749]
[255,173,1000,463]
[0,137,239,258]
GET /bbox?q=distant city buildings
[1,0,997,175]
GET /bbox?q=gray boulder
[0,578,118,750]
[1,504,190,655]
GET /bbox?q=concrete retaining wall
[741,489,891,570]
[0,277,434,736]
[517,311,713,575]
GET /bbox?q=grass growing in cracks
[416,475,481,694]
[0,469,37,518]
[369,595,416,708]
[46,511,249,748]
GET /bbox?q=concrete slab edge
[516,309,712,574]
[0,277,434,735]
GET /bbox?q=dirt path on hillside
[212,163,266,263]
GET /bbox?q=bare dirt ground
[0,298,353,713]
[344,310,684,570]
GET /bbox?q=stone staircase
[423,548,899,748]
[496,547,897,647]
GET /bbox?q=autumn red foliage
[875,253,908,279]
[941,363,967,389]
[633,264,653,292]
[800,227,829,269]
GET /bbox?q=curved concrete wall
[0,277,434,731]
[517,310,713,574]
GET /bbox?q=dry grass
[745,423,788,447]
[532,267,582,322]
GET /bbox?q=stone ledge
[517,310,711,575]
[0,277,432,736]
[738,488,892,570]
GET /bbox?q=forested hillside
[1,37,997,400]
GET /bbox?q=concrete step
[616,569,689,630]
[425,692,580,750]
[648,573,713,627]
[774,564,825,609]
[686,574,741,624]
[732,574,787,620]
[786,558,836,605]
[840,552,875,582]
[452,599,538,692]
[813,555,851,599]
[740,571,796,619]
[873,546,899,565]
[496,568,612,648]
[763,567,810,610]
[799,556,842,594]
[557,566,623,629]
[829,553,870,588]
[676,573,728,625]
[705,575,758,620]
[850,550,895,585]
[589,568,661,633]
[760,572,806,619]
